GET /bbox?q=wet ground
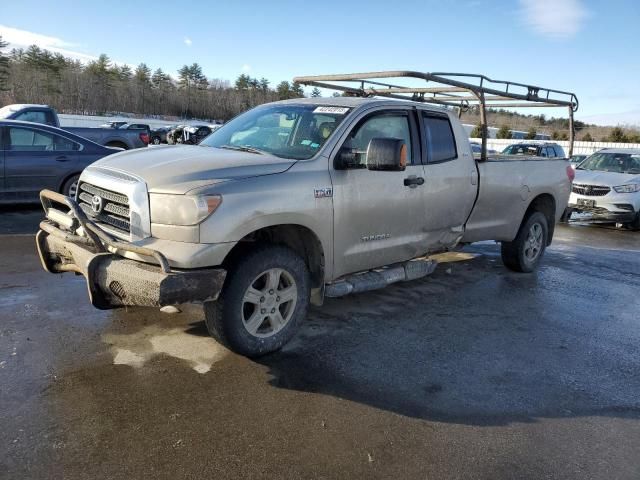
[1,206,639,479]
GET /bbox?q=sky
[1,0,639,126]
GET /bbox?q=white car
[567,148,640,229]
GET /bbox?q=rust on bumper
[36,189,226,310]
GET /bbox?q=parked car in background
[565,149,640,229]
[183,125,215,144]
[0,104,149,149]
[166,125,188,144]
[150,126,173,145]
[502,142,566,158]
[569,154,588,168]
[0,120,119,202]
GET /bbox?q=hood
[574,169,640,187]
[90,145,295,194]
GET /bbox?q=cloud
[241,64,252,73]
[184,36,192,47]
[0,24,97,62]
[519,0,589,39]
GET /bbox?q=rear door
[418,111,478,245]
[330,107,429,278]
[4,125,80,200]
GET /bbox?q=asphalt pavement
[1,206,639,479]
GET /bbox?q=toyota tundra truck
[35,71,577,356]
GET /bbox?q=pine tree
[496,125,512,139]
[311,87,321,98]
[581,132,593,142]
[276,81,291,100]
[525,127,537,140]
[470,123,483,138]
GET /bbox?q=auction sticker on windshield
[313,106,350,114]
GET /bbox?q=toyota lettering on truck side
[35,70,577,357]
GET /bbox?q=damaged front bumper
[36,190,226,310]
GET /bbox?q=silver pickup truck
[36,71,577,356]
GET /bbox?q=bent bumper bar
[36,190,226,309]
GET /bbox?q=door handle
[55,155,69,162]
[404,176,425,188]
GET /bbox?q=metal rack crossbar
[293,71,579,159]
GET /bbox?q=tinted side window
[15,110,47,124]
[422,114,457,163]
[8,127,79,151]
[344,113,413,166]
[554,146,565,158]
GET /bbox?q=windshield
[577,152,640,174]
[200,104,351,160]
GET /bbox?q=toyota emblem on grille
[91,195,104,214]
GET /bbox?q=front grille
[78,182,131,234]
[572,184,611,197]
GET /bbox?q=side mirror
[366,138,407,171]
[334,147,360,170]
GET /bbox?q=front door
[330,108,428,278]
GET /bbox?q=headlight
[149,194,222,225]
[613,184,640,193]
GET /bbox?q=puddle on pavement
[102,313,229,374]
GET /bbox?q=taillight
[140,132,150,145]
[566,165,575,182]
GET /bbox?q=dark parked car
[150,126,173,145]
[0,120,119,203]
[502,142,566,158]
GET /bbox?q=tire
[501,211,549,273]
[151,136,161,145]
[625,213,640,231]
[204,245,310,357]
[61,174,80,198]
[559,207,572,223]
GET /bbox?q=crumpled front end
[36,190,226,310]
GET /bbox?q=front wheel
[204,245,310,357]
[62,174,80,198]
[625,213,640,231]
[501,211,549,273]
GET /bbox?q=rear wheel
[204,245,310,357]
[151,136,161,145]
[501,211,549,273]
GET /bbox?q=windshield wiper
[218,145,265,155]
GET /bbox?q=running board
[325,258,437,298]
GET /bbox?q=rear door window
[8,127,79,152]
[422,114,457,163]
[14,110,47,124]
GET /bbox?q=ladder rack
[293,71,579,159]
